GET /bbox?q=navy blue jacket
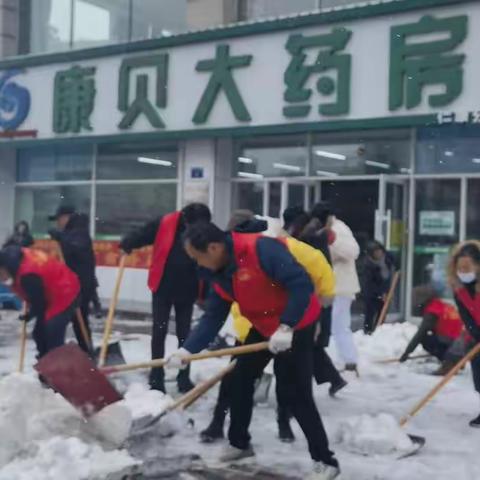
[184,234,314,354]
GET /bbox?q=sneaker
[219,444,255,463]
[200,418,225,443]
[306,461,340,480]
[278,418,295,443]
[329,377,348,397]
[469,413,480,428]
[345,363,359,377]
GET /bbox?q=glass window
[235,135,307,178]
[131,0,187,40]
[95,183,177,237]
[96,143,178,180]
[268,182,281,218]
[232,182,264,215]
[30,0,72,54]
[312,130,411,176]
[288,184,305,209]
[17,145,93,182]
[240,0,316,21]
[413,179,460,293]
[467,179,480,240]
[15,185,91,236]
[73,0,129,49]
[417,125,480,174]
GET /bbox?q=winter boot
[177,367,195,394]
[469,413,480,428]
[277,408,295,443]
[306,461,340,480]
[329,377,348,397]
[200,415,225,443]
[219,444,255,463]
[345,363,359,377]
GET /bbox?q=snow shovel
[17,318,27,373]
[375,271,401,329]
[96,255,127,368]
[134,360,237,433]
[75,308,95,357]
[35,342,268,416]
[376,353,432,364]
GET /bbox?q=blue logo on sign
[0,69,31,130]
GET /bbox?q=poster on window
[419,211,455,236]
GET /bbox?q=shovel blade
[35,343,122,417]
[94,342,126,367]
[397,434,426,460]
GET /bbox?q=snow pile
[354,322,420,362]
[0,374,138,479]
[334,413,414,456]
[123,382,172,419]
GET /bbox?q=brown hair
[447,240,480,292]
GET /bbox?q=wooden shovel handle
[400,341,480,427]
[376,271,401,329]
[102,342,269,375]
[75,308,93,353]
[376,353,432,364]
[98,255,127,367]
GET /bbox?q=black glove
[48,228,61,241]
[399,353,409,363]
[119,237,133,255]
[18,313,33,323]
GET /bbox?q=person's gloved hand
[399,353,409,363]
[165,348,190,371]
[48,229,61,241]
[119,238,133,255]
[18,313,33,323]
[269,325,293,354]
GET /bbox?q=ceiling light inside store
[238,156,253,164]
[238,171,264,179]
[444,151,454,157]
[314,150,347,161]
[273,162,302,172]
[472,158,480,164]
[400,168,412,174]
[138,157,173,166]
[365,160,390,170]
[316,170,338,177]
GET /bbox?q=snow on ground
[1,311,479,479]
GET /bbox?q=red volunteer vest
[12,248,80,322]
[424,298,463,340]
[148,211,181,292]
[455,287,480,341]
[213,233,321,338]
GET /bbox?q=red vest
[148,211,181,292]
[455,287,480,341]
[213,233,321,338]
[424,298,463,340]
[12,248,80,322]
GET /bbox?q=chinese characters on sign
[283,28,352,118]
[43,11,472,138]
[53,65,96,134]
[389,14,467,111]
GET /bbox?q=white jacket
[329,217,360,297]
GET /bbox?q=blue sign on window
[191,167,204,179]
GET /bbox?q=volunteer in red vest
[167,222,340,480]
[0,245,80,358]
[400,284,464,375]
[120,203,211,394]
[448,241,480,428]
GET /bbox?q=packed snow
[1,313,479,479]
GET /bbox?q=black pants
[32,300,77,358]
[467,341,480,394]
[318,306,332,348]
[149,293,194,389]
[364,297,384,334]
[228,327,337,467]
[313,346,343,386]
[421,334,450,362]
[72,292,92,353]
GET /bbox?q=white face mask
[457,271,477,284]
[3,277,13,287]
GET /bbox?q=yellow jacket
[232,236,335,342]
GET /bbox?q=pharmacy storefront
[0,0,479,314]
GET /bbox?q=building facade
[0,0,479,314]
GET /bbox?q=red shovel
[35,341,269,416]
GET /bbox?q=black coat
[3,222,34,248]
[120,216,199,303]
[49,214,97,299]
[362,254,395,300]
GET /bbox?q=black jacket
[49,214,96,298]
[3,222,34,248]
[120,216,199,302]
[362,254,395,300]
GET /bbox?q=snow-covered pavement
[0,312,479,479]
